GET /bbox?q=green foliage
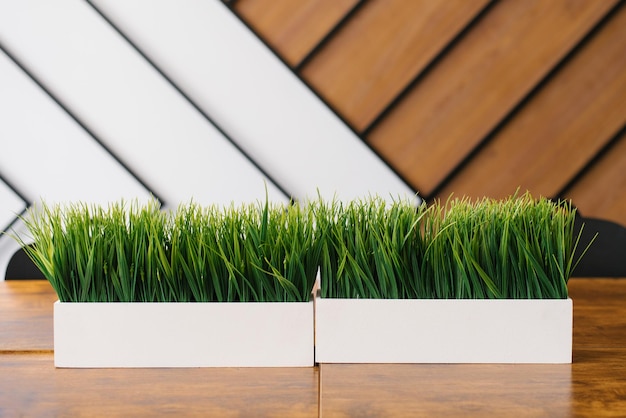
[17,199,320,303]
[315,196,428,299]
[318,193,593,300]
[15,192,593,302]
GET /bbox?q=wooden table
[0,280,318,417]
[1,279,625,417]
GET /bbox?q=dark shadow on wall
[5,246,45,280]
[571,214,626,277]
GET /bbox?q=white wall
[0,0,417,280]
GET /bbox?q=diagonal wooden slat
[91,0,418,203]
[565,132,626,227]
[554,124,626,203]
[234,0,360,67]
[366,0,618,197]
[300,0,491,132]
[436,5,626,201]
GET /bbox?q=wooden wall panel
[235,0,626,226]
[437,5,626,200]
[565,134,626,227]
[366,0,617,196]
[300,0,490,131]
[234,0,359,66]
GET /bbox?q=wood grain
[300,0,490,131]
[0,353,319,417]
[569,278,626,348]
[437,6,626,202]
[234,0,359,67]
[3,278,625,416]
[570,348,626,417]
[320,349,626,417]
[0,280,56,351]
[0,280,319,416]
[319,277,626,417]
[320,362,573,417]
[366,0,617,197]
[565,134,626,227]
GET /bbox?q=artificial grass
[15,193,592,302]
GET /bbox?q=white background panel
[0,0,287,207]
[0,178,26,234]
[0,48,153,280]
[0,177,26,280]
[91,0,419,203]
[0,50,150,205]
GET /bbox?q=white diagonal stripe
[90,0,419,203]
[0,49,151,206]
[0,178,26,234]
[0,47,154,280]
[0,0,287,208]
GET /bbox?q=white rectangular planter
[315,298,572,364]
[55,300,314,368]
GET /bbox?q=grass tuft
[317,192,593,299]
[16,199,320,302]
[14,192,593,302]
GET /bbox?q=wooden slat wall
[299,0,491,131]
[438,5,626,200]
[566,133,626,226]
[233,0,626,226]
[234,0,360,66]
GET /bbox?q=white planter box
[315,298,572,364]
[54,300,314,368]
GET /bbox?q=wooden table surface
[1,279,625,417]
[0,280,318,417]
